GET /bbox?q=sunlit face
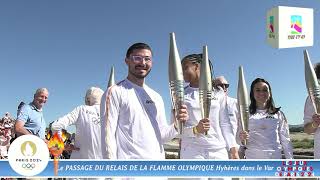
[253,82,270,106]
[182,61,198,83]
[214,79,229,93]
[33,90,49,110]
[125,49,152,79]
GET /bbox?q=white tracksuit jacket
[100,79,177,159]
[180,86,237,159]
[51,104,102,159]
[244,109,293,159]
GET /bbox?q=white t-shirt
[181,86,237,150]
[51,104,102,159]
[303,96,320,159]
[100,79,177,159]
[246,109,293,159]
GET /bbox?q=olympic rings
[22,163,35,170]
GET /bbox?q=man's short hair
[126,43,152,58]
[181,54,202,64]
[215,76,229,85]
[85,87,104,106]
[181,53,214,76]
[35,88,49,96]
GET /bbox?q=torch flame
[46,131,51,140]
[61,130,68,142]
[48,132,64,156]
[47,129,68,142]
[47,132,64,176]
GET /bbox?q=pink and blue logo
[269,16,274,33]
[291,15,302,34]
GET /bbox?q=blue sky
[1,1,319,133]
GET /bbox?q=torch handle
[169,80,185,135]
[199,90,211,135]
[242,139,247,146]
[307,87,320,114]
[54,156,59,176]
[173,100,184,135]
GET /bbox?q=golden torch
[107,66,115,88]
[199,46,212,135]
[237,66,249,145]
[168,32,184,135]
[304,49,320,113]
[47,132,65,176]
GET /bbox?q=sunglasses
[216,83,229,89]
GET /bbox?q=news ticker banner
[0,160,318,177]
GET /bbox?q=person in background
[51,87,104,159]
[214,76,244,159]
[15,88,49,140]
[214,76,239,141]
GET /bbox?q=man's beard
[129,66,151,79]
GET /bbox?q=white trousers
[245,149,282,159]
[244,149,282,180]
[180,144,229,160]
[180,145,231,180]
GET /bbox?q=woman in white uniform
[239,78,293,179]
[180,54,239,180]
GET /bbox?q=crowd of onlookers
[0,113,15,159]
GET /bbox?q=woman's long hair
[249,78,280,114]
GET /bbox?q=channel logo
[266,6,313,48]
[291,15,302,34]
[8,135,49,176]
[269,16,274,33]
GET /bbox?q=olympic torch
[168,32,184,136]
[47,132,64,176]
[199,46,212,135]
[237,66,249,145]
[304,50,320,113]
[107,66,115,88]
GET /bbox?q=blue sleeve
[17,105,29,123]
[39,119,47,139]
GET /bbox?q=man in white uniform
[100,42,188,159]
[304,63,320,159]
[214,76,244,158]
[51,87,104,159]
[214,76,238,137]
